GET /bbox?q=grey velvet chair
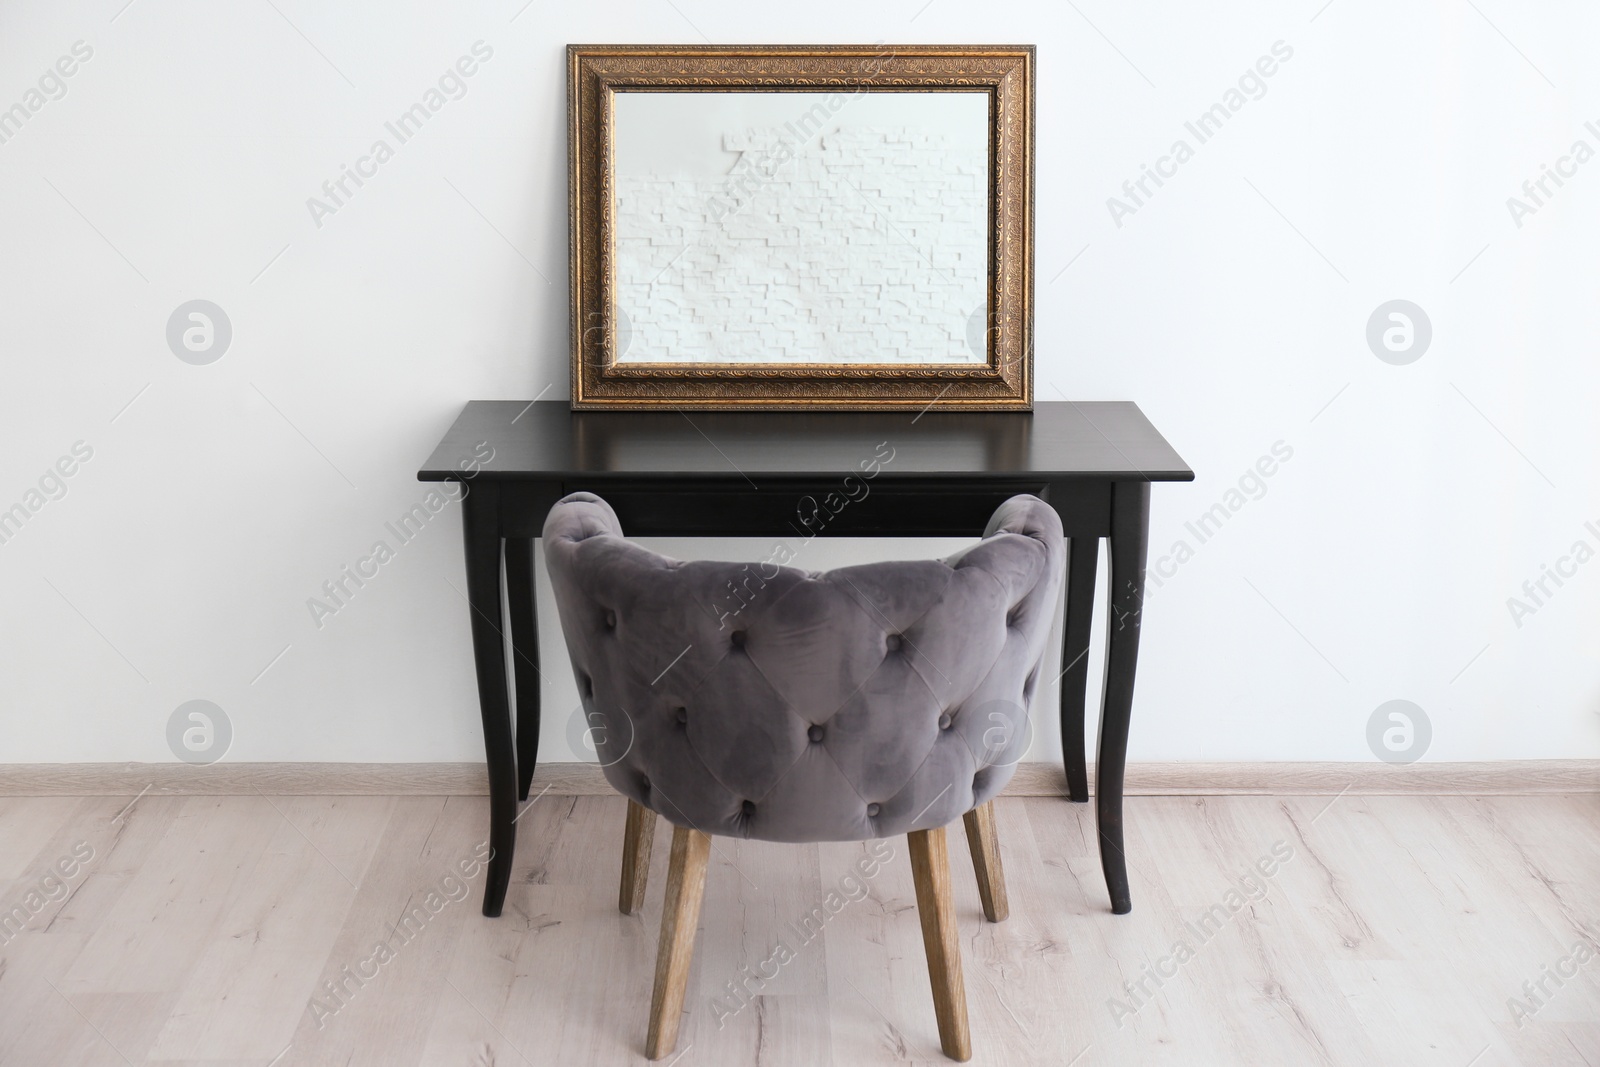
[543,491,1064,1061]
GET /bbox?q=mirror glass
[611,90,990,365]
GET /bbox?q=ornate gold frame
[568,44,1034,410]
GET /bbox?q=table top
[418,401,1193,483]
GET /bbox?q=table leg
[504,537,541,802]
[1059,536,1098,804]
[462,484,517,918]
[1097,480,1149,916]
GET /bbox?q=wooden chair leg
[962,802,1009,923]
[646,825,711,1060]
[620,800,657,915]
[908,826,972,1062]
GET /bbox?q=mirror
[611,90,990,365]
[569,45,1034,409]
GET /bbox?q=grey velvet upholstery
[542,492,1064,843]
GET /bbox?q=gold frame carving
[568,44,1035,410]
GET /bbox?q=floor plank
[280,796,485,1067]
[0,793,1594,1065]
[146,797,394,1061]
[0,793,185,1067]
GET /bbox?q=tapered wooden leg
[647,825,710,1060]
[504,537,541,803]
[620,800,657,915]
[908,827,972,1062]
[462,484,516,918]
[1097,479,1149,916]
[1060,536,1098,803]
[961,802,1009,924]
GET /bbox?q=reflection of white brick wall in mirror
[612,91,989,364]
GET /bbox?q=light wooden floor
[1,792,1596,1066]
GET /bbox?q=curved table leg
[463,484,517,918]
[1097,480,1148,916]
[505,537,541,802]
[1060,536,1098,804]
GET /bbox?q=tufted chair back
[542,491,1065,843]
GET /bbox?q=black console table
[419,401,1192,917]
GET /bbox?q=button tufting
[543,490,1062,853]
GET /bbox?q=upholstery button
[675,706,688,725]
[938,713,953,730]
[741,800,756,817]
[866,803,881,817]
[604,610,616,629]
[808,724,824,743]
[731,630,746,648]
[885,634,902,652]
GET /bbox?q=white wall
[1,0,1596,767]
[613,89,986,179]
[614,116,988,362]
